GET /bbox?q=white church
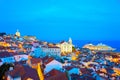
[56,38,73,53]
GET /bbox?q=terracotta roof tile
[48,46,60,48]
[64,66,77,71]
[30,58,42,64]
[7,64,40,80]
[0,52,13,58]
[14,61,27,65]
[45,69,62,77]
[60,41,65,44]
[42,46,60,48]
[80,68,93,76]
[42,56,54,65]
[112,54,119,58]
[45,69,68,80]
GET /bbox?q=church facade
[56,38,73,53]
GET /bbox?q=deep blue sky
[0,0,120,41]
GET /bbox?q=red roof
[112,54,119,58]
[64,66,76,71]
[45,69,62,77]
[0,46,6,50]
[30,58,42,64]
[60,41,65,44]
[48,46,60,48]
[42,56,54,65]
[42,46,60,48]
[14,61,27,65]
[0,52,13,58]
[6,64,40,80]
[80,68,93,76]
[45,69,68,80]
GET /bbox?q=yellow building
[56,38,73,53]
[15,29,21,37]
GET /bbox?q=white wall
[42,47,61,56]
[14,55,28,62]
[44,60,62,74]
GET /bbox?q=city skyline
[0,0,120,40]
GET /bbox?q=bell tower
[15,29,20,37]
[68,37,72,44]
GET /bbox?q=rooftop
[6,64,40,80]
[45,69,68,80]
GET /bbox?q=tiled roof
[0,46,8,50]
[14,61,27,65]
[71,74,94,80]
[0,52,13,58]
[64,66,78,71]
[42,56,54,65]
[10,52,18,56]
[30,58,42,64]
[45,69,68,80]
[88,64,95,67]
[71,74,81,80]
[112,54,119,58]
[60,41,65,44]
[42,46,60,48]
[79,74,95,80]
[48,46,60,48]
[45,69,62,77]
[106,68,115,75]
[80,68,93,76]
[6,64,40,80]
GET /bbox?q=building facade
[56,38,73,53]
[42,46,61,57]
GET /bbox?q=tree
[0,63,13,80]
[72,46,76,52]
[0,32,6,36]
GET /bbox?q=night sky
[0,0,120,40]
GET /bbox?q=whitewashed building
[0,52,28,64]
[43,57,63,74]
[56,38,73,53]
[14,54,28,62]
[42,46,61,57]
